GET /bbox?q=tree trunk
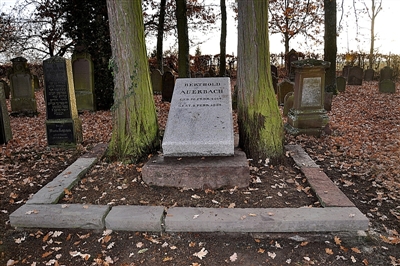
[219,0,227,77]
[324,0,337,92]
[157,0,166,72]
[176,0,190,77]
[237,0,284,162]
[106,0,159,161]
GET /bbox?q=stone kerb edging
[10,144,369,233]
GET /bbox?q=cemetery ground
[1,81,399,266]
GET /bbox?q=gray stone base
[142,149,250,189]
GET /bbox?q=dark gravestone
[72,52,96,111]
[364,69,374,81]
[271,65,278,93]
[336,76,346,92]
[342,65,351,79]
[0,83,12,144]
[380,66,393,81]
[347,66,363,85]
[9,57,37,114]
[162,71,175,102]
[43,56,82,147]
[277,80,294,105]
[151,69,163,94]
[283,91,294,117]
[0,80,10,99]
[286,49,298,81]
[379,79,396,93]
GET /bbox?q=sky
[1,0,399,57]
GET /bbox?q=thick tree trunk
[324,0,337,91]
[237,0,284,162]
[106,0,159,161]
[176,0,190,77]
[219,0,227,77]
[157,0,166,72]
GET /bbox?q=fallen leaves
[193,247,208,260]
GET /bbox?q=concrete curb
[10,144,369,234]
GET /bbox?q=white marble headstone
[162,77,234,157]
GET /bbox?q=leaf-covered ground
[1,81,399,265]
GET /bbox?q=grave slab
[10,204,110,229]
[165,207,369,233]
[142,149,249,189]
[105,206,165,232]
[162,77,234,157]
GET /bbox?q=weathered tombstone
[162,77,234,156]
[142,77,249,189]
[277,80,294,105]
[347,66,363,85]
[0,80,10,99]
[364,68,374,81]
[379,79,396,93]
[9,57,37,115]
[285,59,330,136]
[72,51,96,111]
[150,69,163,94]
[286,49,298,81]
[162,71,175,102]
[283,91,294,117]
[380,66,393,81]
[0,83,12,144]
[336,76,346,92]
[43,56,83,147]
[271,65,278,93]
[342,65,351,79]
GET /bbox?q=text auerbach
[180,82,223,94]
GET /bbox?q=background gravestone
[286,49,298,81]
[9,57,37,115]
[342,65,351,79]
[364,69,374,81]
[277,80,294,105]
[43,56,83,147]
[270,65,278,93]
[336,76,346,92]
[162,71,175,102]
[380,66,393,81]
[347,66,363,85]
[0,83,12,144]
[151,69,163,94]
[379,79,395,93]
[72,51,96,111]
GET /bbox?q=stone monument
[285,59,330,136]
[379,66,395,93]
[0,83,12,144]
[142,77,249,189]
[364,68,374,81]
[43,56,83,147]
[277,80,294,105]
[9,57,37,115]
[72,51,96,111]
[162,71,175,102]
[347,66,363,85]
[0,80,10,99]
[336,76,346,93]
[151,69,163,94]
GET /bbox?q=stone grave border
[10,143,369,234]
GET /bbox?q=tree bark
[176,0,190,77]
[106,0,159,161]
[237,0,284,162]
[324,0,337,92]
[156,0,167,72]
[219,0,227,77]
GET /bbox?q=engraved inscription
[301,77,321,107]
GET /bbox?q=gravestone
[162,77,234,156]
[283,91,294,116]
[379,79,396,93]
[336,76,346,92]
[277,80,294,105]
[342,65,351,78]
[162,71,175,102]
[286,49,298,81]
[0,83,12,144]
[9,57,37,115]
[271,65,278,93]
[0,80,10,99]
[380,66,393,81]
[43,56,83,147]
[151,69,163,94]
[72,51,96,111]
[33,75,40,90]
[364,69,374,81]
[347,66,363,85]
